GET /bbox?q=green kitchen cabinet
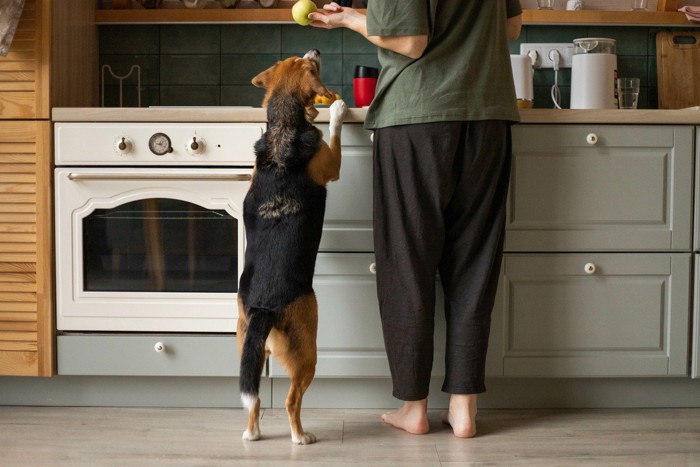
[318,124,374,253]
[491,253,690,377]
[493,124,694,378]
[508,125,694,252]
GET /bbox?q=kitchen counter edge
[52,108,700,125]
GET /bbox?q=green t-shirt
[364,0,522,129]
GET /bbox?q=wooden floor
[1,407,699,466]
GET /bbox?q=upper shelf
[94,8,698,26]
[523,9,695,26]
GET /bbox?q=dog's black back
[238,94,327,314]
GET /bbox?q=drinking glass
[618,78,640,109]
[632,0,648,10]
[537,0,554,9]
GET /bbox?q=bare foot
[442,394,477,438]
[381,399,429,435]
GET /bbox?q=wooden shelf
[94,8,697,26]
[522,9,696,26]
[95,8,297,24]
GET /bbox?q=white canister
[570,38,617,109]
[510,54,534,108]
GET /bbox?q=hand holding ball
[292,0,317,26]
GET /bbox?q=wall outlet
[519,43,575,69]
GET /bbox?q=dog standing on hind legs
[237,49,347,445]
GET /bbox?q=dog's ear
[252,67,274,89]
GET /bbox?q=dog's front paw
[291,431,317,445]
[329,99,348,125]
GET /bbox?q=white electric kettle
[570,38,617,109]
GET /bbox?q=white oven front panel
[55,167,251,332]
[55,122,264,166]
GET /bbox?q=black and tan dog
[237,49,347,445]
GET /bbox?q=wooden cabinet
[0,0,54,376]
[0,120,52,376]
[0,0,50,120]
[494,124,695,378]
[0,0,96,376]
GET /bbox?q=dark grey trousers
[372,120,512,400]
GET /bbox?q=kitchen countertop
[52,107,700,124]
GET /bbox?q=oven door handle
[67,173,252,182]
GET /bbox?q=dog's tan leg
[268,294,318,444]
[237,300,262,441]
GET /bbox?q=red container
[353,65,379,108]
[353,77,378,108]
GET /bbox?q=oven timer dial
[148,132,173,156]
[186,136,205,156]
[113,136,133,155]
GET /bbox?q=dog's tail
[239,308,276,408]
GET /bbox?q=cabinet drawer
[318,124,373,252]
[269,254,449,378]
[492,253,690,377]
[58,334,239,376]
[508,125,693,251]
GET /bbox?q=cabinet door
[508,125,693,251]
[317,124,373,252]
[0,120,52,376]
[268,254,452,378]
[0,0,50,119]
[492,253,690,377]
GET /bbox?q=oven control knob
[186,136,205,155]
[114,137,133,155]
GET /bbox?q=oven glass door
[55,168,250,332]
[83,198,237,294]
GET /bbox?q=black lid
[354,65,379,79]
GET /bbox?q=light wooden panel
[0,120,52,376]
[0,0,50,119]
[51,0,99,107]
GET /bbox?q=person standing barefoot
[310,1,523,438]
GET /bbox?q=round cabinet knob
[586,133,599,145]
[369,262,377,274]
[186,136,205,155]
[114,136,133,155]
[154,342,166,353]
[584,263,596,275]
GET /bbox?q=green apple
[292,0,317,26]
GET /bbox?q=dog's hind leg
[268,294,318,445]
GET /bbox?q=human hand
[308,2,362,30]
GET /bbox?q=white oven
[54,122,264,332]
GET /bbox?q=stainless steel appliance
[54,122,264,332]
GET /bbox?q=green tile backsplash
[99,23,693,109]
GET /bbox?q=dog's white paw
[242,427,261,441]
[291,431,317,445]
[329,99,348,124]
